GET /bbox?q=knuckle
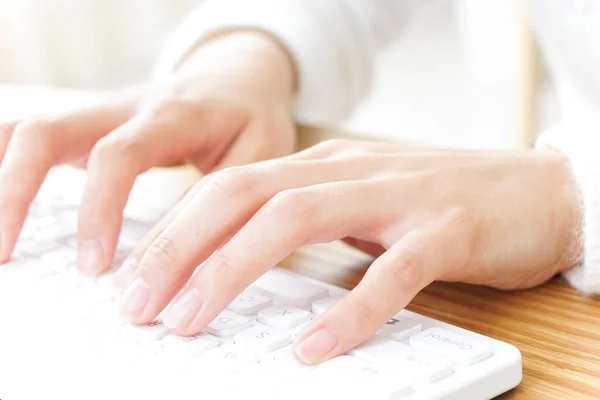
[142,95,197,118]
[204,167,259,197]
[90,136,140,167]
[13,119,58,144]
[446,207,475,232]
[146,235,180,267]
[309,139,354,158]
[265,189,315,223]
[349,295,382,328]
[206,251,234,278]
[389,252,424,291]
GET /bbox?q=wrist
[172,29,297,105]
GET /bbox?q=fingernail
[294,328,338,364]
[113,257,138,289]
[78,239,104,275]
[120,277,150,321]
[163,288,202,330]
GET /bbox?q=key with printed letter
[196,345,258,372]
[203,310,251,337]
[227,292,272,315]
[126,320,169,341]
[257,305,312,329]
[235,324,291,354]
[409,327,492,365]
[159,333,218,358]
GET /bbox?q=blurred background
[0,0,558,149]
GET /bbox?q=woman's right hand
[0,30,298,277]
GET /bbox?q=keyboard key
[35,224,77,243]
[251,269,329,306]
[409,327,492,366]
[159,333,218,357]
[350,336,453,382]
[19,216,58,238]
[316,355,413,397]
[40,248,76,269]
[196,345,258,372]
[257,305,312,330]
[203,310,251,337]
[235,324,291,354]
[112,250,131,268]
[61,236,78,249]
[292,320,312,338]
[126,321,169,341]
[14,240,60,257]
[377,316,422,341]
[261,346,313,370]
[4,260,55,280]
[312,296,342,315]
[0,256,28,270]
[227,292,272,315]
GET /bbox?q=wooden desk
[2,87,599,399]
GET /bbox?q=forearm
[153,0,422,125]
[170,30,297,105]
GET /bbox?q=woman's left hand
[113,139,581,365]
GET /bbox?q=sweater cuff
[153,0,358,126]
[535,117,600,294]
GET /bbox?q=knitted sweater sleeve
[152,0,420,126]
[536,114,600,294]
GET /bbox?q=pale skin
[0,30,582,365]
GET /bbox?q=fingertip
[119,276,152,323]
[162,288,203,334]
[293,327,340,365]
[77,238,108,276]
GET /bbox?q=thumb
[293,214,469,365]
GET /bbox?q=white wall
[343,0,547,149]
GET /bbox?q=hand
[115,139,582,364]
[0,30,297,274]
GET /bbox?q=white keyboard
[0,195,522,400]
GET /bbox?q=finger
[113,112,273,286]
[160,180,387,335]
[117,157,385,325]
[77,99,210,276]
[112,181,201,288]
[290,138,422,161]
[0,104,134,261]
[293,212,472,365]
[209,113,296,172]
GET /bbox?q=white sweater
[154,0,600,294]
